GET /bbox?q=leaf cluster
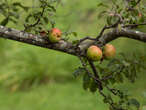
[0,1,29,26]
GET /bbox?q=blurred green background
[0,0,146,110]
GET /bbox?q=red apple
[104,44,116,59]
[87,45,103,61]
[48,28,62,43]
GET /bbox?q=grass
[0,81,107,110]
[0,72,146,110]
[0,0,146,110]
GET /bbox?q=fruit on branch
[40,31,47,37]
[48,28,62,43]
[103,44,116,59]
[87,45,102,61]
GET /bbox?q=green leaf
[72,40,79,45]
[25,14,33,22]
[130,1,137,7]
[103,97,109,104]
[0,17,9,26]
[122,60,130,67]
[98,10,107,19]
[73,67,86,78]
[43,17,49,23]
[13,2,29,11]
[9,18,17,24]
[72,32,78,37]
[107,16,112,25]
[89,80,98,93]
[82,73,91,90]
[48,5,56,12]
[111,0,117,5]
[115,73,123,83]
[50,20,56,28]
[63,31,78,37]
[128,98,140,109]
[109,78,116,84]
[97,3,109,8]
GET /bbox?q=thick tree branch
[78,28,146,52]
[0,25,146,57]
[98,28,146,44]
[0,25,77,56]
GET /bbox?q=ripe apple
[48,28,62,43]
[104,44,116,59]
[87,45,103,61]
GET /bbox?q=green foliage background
[0,0,146,110]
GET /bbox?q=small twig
[96,15,122,39]
[24,5,46,31]
[106,86,123,99]
[122,23,146,28]
[98,88,117,109]
[106,86,117,95]
[88,59,103,90]
[79,57,102,82]
[79,57,125,109]
[96,24,117,39]
[132,0,141,8]
[79,57,95,78]
[96,25,111,39]
[101,65,124,81]
[87,60,98,77]
[101,74,113,81]
[76,36,96,47]
[79,57,123,92]
[126,0,142,11]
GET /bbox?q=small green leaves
[89,80,98,93]
[63,31,78,37]
[12,2,29,11]
[98,11,107,19]
[47,4,56,12]
[23,0,58,33]
[62,31,78,42]
[82,73,91,90]
[72,32,78,37]
[73,67,86,78]
[72,40,79,45]
[129,0,138,8]
[106,16,119,26]
[97,2,109,8]
[128,98,140,109]
[0,17,9,26]
[0,1,30,26]
[97,0,146,28]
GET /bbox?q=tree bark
[0,25,77,56]
[0,25,146,57]
[99,28,146,44]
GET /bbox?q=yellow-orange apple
[104,44,116,59]
[87,45,103,61]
